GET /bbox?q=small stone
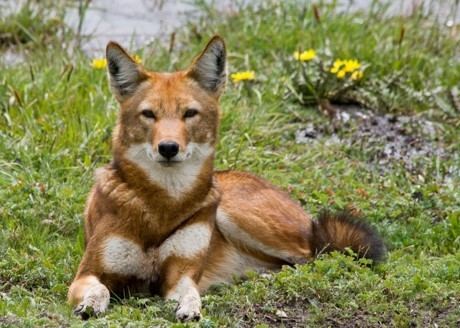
[276,309,288,318]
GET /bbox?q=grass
[1,0,459,327]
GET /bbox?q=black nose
[158,141,179,160]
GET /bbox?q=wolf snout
[158,141,180,160]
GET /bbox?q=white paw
[74,284,110,319]
[175,295,201,322]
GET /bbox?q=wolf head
[105,36,226,197]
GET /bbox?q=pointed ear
[106,42,147,101]
[187,36,227,97]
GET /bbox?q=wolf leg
[215,171,315,264]
[158,204,216,321]
[68,274,110,319]
[68,235,114,319]
[68,233,153,319]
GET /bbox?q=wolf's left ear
[106,42,147,101]
[187,36,227,97]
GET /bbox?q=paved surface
[65,0,460,54]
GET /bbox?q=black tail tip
[313,209,387,263]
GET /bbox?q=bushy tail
[311,210,387,263]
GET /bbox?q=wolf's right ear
[106,42,147,101]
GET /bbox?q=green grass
[1,1,459,327]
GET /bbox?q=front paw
[74,284,110,319]
[175,296,201,321]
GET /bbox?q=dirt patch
[0,315,22,327]
[296,105,448,173]
[39,312,70,328]
[238,300,310,328]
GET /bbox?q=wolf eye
[141,110,156,119]
[184,109,199,119]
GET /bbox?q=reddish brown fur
[68,36,385,321]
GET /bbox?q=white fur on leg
[158,222,212,263]
[176,292,201,321]
[216,208,297,261]
[166,276,202,321]
[102,235,158,280]
[72,276,110,317]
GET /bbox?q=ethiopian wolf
[68,36,386,321]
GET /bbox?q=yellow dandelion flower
[231,71,255,83]
[133,54,142,64]
[343,59,361,73]
[91,54,141,70]
[330,58,362,78]
[293,49,316,62]
[351,70,364,80]
[330,59,345,74]
[336,69,346,79]
[90,58,107,69]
